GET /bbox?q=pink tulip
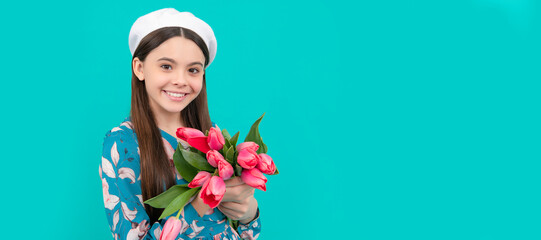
[160,217,183,240]
[186,136,211,154]
[237,148,260,169]
[257,153,276,175]
[176,127,205,141]
[207,125,225,151]
[237,142,259,152]
[241,168,267,191]
[217,160,234,180]
[188,171,211,188]
[206,150,226,168]
[200,176,226,208]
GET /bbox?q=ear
[132,57,145,81]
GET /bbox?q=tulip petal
[208,126,225,151]
[176,127,205,141]
[200,176,225,208]
[218,160,234,180]
[241,168,267,192]
[206,150,225,168]
[187,136,212,154]
[257,153,276,175]
[237,142,259,152]
[160,217,183,240]
[237,149,259,169]
[188,171,211,188]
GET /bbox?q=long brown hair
[130,27,212,223]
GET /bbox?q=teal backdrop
[0,0,539,239]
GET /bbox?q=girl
[99,8,261,239]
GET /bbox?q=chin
[166,104,190,113]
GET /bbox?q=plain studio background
[0,0,539,239]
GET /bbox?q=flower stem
[176,209,182,219]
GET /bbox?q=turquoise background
[1,0,539,239]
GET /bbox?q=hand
[217,177,259,224]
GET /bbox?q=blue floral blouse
[99,118,261,239]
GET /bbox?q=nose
[172,72,188,86]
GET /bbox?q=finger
[224,177,245,187]
[222,186,255,203]
[234,185,255,197]
[219,202,245,215]
[217,205,242,220]
[226,183,254,193]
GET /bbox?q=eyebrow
[157,57,203,67]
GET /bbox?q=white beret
[128,8,217,67]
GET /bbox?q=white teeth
[166,91,186,97]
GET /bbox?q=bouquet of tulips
[144,113,278,236]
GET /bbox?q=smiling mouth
[164,91,187,98]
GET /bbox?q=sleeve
[236,208,262,240]
[99,130,162,240]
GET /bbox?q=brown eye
[161,65,172,70]
[189,68,200,74]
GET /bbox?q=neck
[154,111,185,137]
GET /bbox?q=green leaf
[234,164,243,176]
[189,146,199,153]
[144,185,190,208]
[225,146,235,164]
[222,128,231,140]
[230,132,240,147]
[244,113,267,154]
[260,138,268,154]
[173,147,198,182]
[272,167,280,175]
[159,187,199,220]
[230,219,239,232]
[181,148,215,172]
[223,137,231,152]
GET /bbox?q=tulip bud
[217,160,234,180]
[241,168,267,191]
[160,217,183,240]
[176,127,205,141]
[237,149,260,169]
[207,125,225,151]
[188,171,211,188]
[200,176,226,208]
[237,142,259,152]
[206,150,226,168]
[257,153,276,175]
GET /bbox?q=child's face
[133,36,206,118]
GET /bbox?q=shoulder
[102,118,140,164]
[103,118,138,146]
[103,118,139,157]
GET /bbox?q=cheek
[145,75,167,89]
[191,78,204,94]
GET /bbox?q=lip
[163,90,188,101]
[164,90,188,94]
